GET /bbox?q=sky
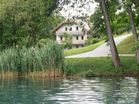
[58,0,98,19]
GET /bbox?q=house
[52,20,90,48]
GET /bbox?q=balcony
[56,31,84,36]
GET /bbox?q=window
[69,27,72,31]
[76,26,79,30]
[60,36,63,41]
[81,36,84,40]
[76,36,79,40]
[65,27,68,31]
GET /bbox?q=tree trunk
[100,0,121,67]
[31,25,37,46]
[12,18,17,46]
[137,49,139,64]
[128,5,139,64]
[128,5,138,41]
[32,27,36,46]
[0,22,3,48]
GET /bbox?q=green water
[0,77,139,104]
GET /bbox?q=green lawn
[64,41,104,56]
[117,36,135,54]
[65,57,139,77]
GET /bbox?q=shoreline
[65,56,139,78]
[0,71,63,80]
[0,71,139,80]
[0,56,139,79]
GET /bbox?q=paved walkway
[66,34,132,58]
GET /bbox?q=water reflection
[135,78,139,104]
[0,77,138,104]
[0,78,63,104]
[103,78,122,104]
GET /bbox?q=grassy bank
[64,41,104,56]
[117,36,135,54]
[0,42,64,78]
[65,57,139,77]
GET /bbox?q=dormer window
[69,27,72,31]
[65,27,68,31]
[76,26,79,30]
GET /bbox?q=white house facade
[52,21,89,48]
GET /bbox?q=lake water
[0,77,139,104]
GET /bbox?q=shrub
[38,38,54,48]
[86,38,101,45]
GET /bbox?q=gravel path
[66,34,131,58]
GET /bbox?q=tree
[58,0,96,19]
[99,0,121,67]
[62,33,72,49]
[123,0,139,64]
[0,0,62,48]
[132,0,139,6]
[130,0,139,29]
[90,0,130,38]
[90,7,106,38]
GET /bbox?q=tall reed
[0,42,64,77]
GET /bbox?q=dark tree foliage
[44,0,59,16]
[90,8,106,38]
[90,0,130,37]
[0,0,63,49]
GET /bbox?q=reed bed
[0,42,64,78]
